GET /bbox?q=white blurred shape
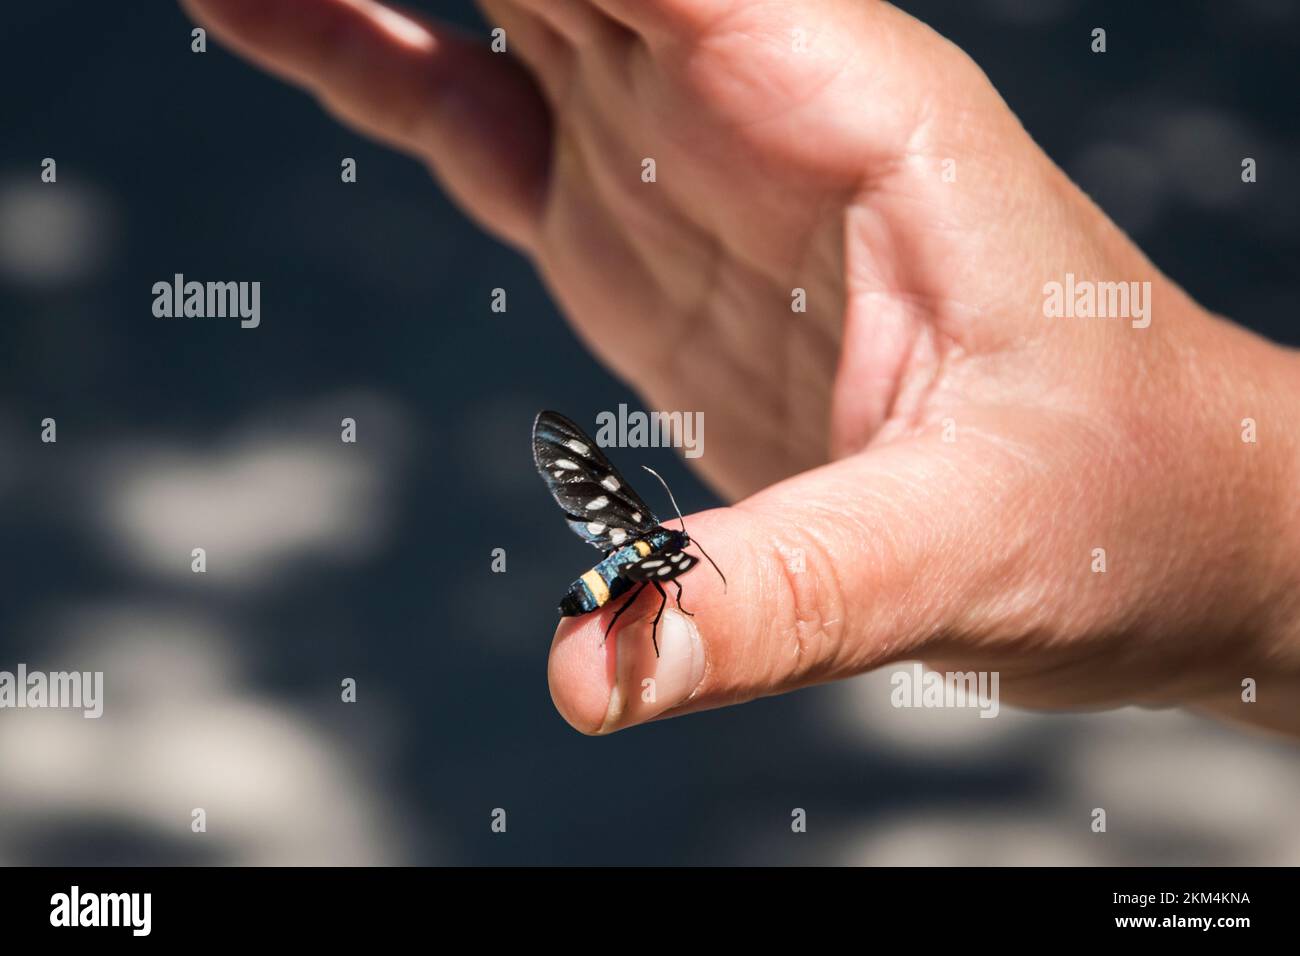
[0,604,408,865]
[825,666,1031,757]
[1069,719,1300,864]
[0,178,115,284]
[1153,109,1256,210]
[93,393,405,589]
[839,814,1101,866]
[826,671,1300,864]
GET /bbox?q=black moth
[532,410,725,656]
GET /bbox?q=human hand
[181,0,1300,737]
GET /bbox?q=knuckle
[764,523,846,685]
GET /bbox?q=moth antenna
[641,466,687,532]
[691,538,728,593]
[641,466,727,592]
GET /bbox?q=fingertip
[548,617,616,735]
[549,600,711,735]
[545,507,758,734]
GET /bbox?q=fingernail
[598,609,705,734]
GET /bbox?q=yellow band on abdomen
[581,569,610,607]
[634,541,652,557]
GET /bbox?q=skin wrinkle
[694,26,856,136]
[882,446,1018,648]
[555,67,839,469]
[1016,612,1235,704]
[609,95,775,276]
[838,189,972,446]
[683,272,786,406]
[782,516,851,678]
[511,0,615,45]
[478,1,571,104]
[951,425,1050,474]
[536,48,584,231]
[671,326,797,482]
[639,52,870,271]
[662,257,834,487]
[783,198,847,452]
[621,25,654,95]
[850,178,1032,434]
[738,482,886,677]
[670,355,795,495]
[658,232,726,371]
[558,98,716,321]
[883,321,951,447]
[766,521,830,678]
[539,132,647,301]
[849,485,926,664]
[549,25,855,478]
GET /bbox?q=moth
[532,410,725,656]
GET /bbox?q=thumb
[547,428,1052,734]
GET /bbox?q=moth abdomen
[559,564,634,616]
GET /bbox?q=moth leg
[650,581,669,658]
[672,580,693,616]
[603,583,647,647]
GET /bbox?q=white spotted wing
[533,410,660,550]
[623,549,698,582]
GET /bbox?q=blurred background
[1,0,1297,865]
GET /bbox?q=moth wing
[623,549,698,582]
[533,411,659,550]
[561,506,653,551]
